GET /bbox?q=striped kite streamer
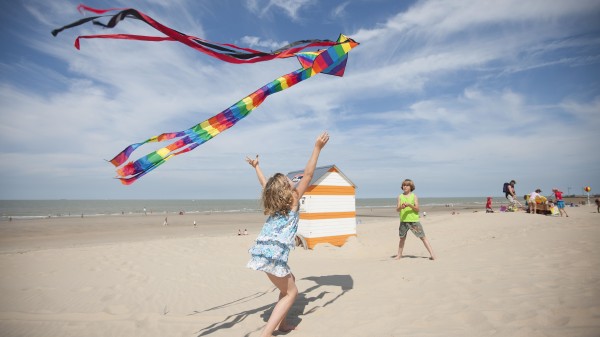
[53,5,359,185]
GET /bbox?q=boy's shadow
[192,274,353,336]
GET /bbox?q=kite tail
[109,132,184,167]
[76,4,128,14]
[112,67,313,184]
[115,142,198,185]
[52,5,338,64]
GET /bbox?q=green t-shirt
[399,193,419,222]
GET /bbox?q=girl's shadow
[192,274,353,336]
[390,254,430,259]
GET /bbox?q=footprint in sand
[535,309,570,326]
[101,293,120,302]
[104,304,130,315]
[482,310,516,325]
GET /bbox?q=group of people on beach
[243,132,436,336]
[498,180,570,217]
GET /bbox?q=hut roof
[286,164,356,188]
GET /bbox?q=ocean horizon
[0,197,493,220]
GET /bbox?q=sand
[0,204,599,337]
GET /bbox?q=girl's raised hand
[245,155,259,168]
[316,131,330,149]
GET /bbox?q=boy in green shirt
[396,179,436,260]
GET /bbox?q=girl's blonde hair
[262,173,294,216]
[402,179,416,191]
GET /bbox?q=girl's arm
[408,194,420,213]
[245,155,267,188]
[294,132,329,198]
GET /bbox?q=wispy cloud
[245,0,315,21]
[331,2,350,19]
[239,36,290,50]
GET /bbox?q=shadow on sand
[390,254,430,259]
[191,274,353,336]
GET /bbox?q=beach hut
[287,165,357,249]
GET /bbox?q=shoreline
[0,201,593,254]
[1,196,593,221]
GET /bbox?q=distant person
[486,197,494,213]
[245,131,329,336]
[395,179,436,260]
[529,189,542,215]
[238,229,242,236]
[552,188,569,217]
[504,180,517,211]
[595,198,600,213]
[163,217,168,226]
[193,220,197,228]
[244,229,248,235]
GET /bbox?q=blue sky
[1,0,599,200]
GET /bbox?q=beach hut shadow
[192,274,353,336]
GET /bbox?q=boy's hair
[402,179,415,192]
[262,173,294,216]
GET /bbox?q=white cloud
[378,0,600,37]
[239,36,290,50]
[331,2,350,19]
[561,96,600,125]
[245,0,315,21]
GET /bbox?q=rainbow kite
[53,5,359,185]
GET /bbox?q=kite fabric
[53,5,359,185]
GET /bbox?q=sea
[0,198,488,221]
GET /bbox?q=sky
[1,0,599,200]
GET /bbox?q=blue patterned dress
[246,208,299,277]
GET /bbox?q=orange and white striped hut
[287,165,357,249]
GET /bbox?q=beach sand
[1,204,599,336]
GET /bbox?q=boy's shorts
[399,221,426,238]
[557,200,565,209]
